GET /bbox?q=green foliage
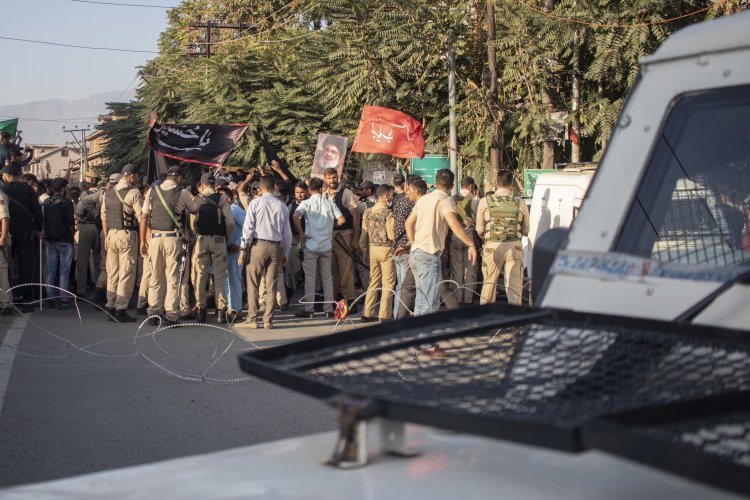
[97,101,149,177]
[99,0,745,184]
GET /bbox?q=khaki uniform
[0,191,11,306]
[476,189,530,305]
[449,190,479,304]
[137,227,152,309]
[191,188,233,310]
[101,180,143,311]
[141,180,198,321]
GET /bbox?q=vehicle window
[616,85,750,268]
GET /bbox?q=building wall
[28,147,82,180]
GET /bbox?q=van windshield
[616,85,750,269]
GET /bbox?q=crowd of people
[0,131,532,337]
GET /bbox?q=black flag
[147,117,248,168]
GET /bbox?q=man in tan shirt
[476,169,530,305]
[101,164,143,322]
[405,169,476,316]
[139,166,199,325]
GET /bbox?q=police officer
[75,182,103,298]
[101,164,143,322]
[192,172,233,323]
[1,163,43,312]
[139,166,198,326]
[476,169,529,305]
[449,176,479,305]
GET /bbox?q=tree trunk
[542,0,556,169]
[571,29,581,163]
[486,0,502,183]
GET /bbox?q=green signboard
[410,155,449,187]
[523,168,557,197]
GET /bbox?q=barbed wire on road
[1,278,525,385]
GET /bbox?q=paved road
[0,295,364,488]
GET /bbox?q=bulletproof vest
[333,188,353,231]
[454,193,475,229]
[104,187,137,230]
[195,192,226,236]
[149,187,181,231]
[485,194,520,243]
[78,194,100,225]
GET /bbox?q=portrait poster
[311,133,348,179]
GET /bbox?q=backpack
[43,196,67,241]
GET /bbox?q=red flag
[351,105,425,159]
[568,125,580,146]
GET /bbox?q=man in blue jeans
[43,178,76,308]
[223,186,246,323]
[405,169,477,357]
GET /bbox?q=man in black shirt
[1,164,43,311]
[43,178,76,308]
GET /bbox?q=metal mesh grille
[304,319,750,426]
[648,412,750,468]
[652,178,748,267]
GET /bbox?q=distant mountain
[0,90,136,145]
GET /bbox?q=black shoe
[348,303,359,314]
[148,316,161,326]
[165,318,181,327]
[58,301,75,310]
[115,309,137,323]
[295,310,314,319]
[105,307,116,321]
[279,304,289,311]
[360,316,378,323]
[136,307,147,316]
[217,308,227,324]
[95,287,107,305]
[196,308,207,323]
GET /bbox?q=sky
[0,0,179,107]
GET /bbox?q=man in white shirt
[238,176,292,329]
[292,177,345,318]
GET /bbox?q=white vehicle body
[542,11,750,329]
[3,10,750,500]
[526,171,594,275]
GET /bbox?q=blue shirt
[229,201,245,248]
[240,192,292,256]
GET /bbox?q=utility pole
[63,126,90,184]
[448,39,458,195]
[189,22,252,57]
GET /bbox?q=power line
[69,0,174,8]
[0,114,99,123]
[0,35,158,54]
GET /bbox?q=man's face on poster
[325,171,339,190]
[319,143,340,170]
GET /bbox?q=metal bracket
[326,395,421,468]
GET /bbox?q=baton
[39,237,43,311]
[175,238,188,307]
